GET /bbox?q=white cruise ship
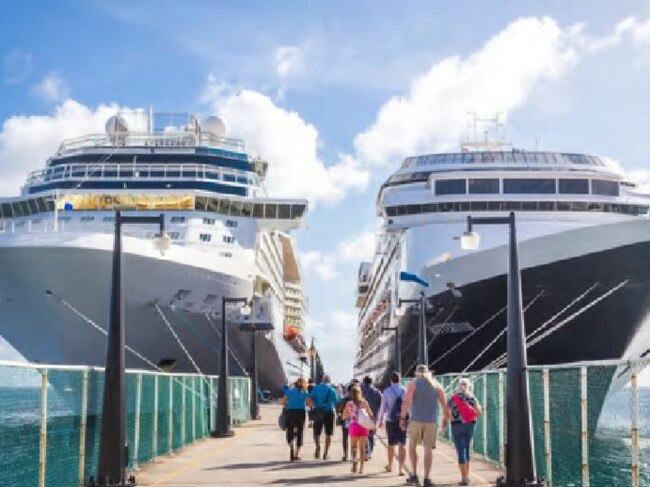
[354,135,650,387]
[0,110,311,395]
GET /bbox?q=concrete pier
[138,404,503,486]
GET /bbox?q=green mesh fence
[0,362,250,487]
[432,358,649,487]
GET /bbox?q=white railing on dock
[0,361,250,487]
[431,357,650,487]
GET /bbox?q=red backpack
[452,394,477,423]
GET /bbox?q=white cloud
[305,310,358,381]
[300,250,339,281]
[2,50,33,85]
[576,17,650,52]
[32,72,69,103]
[0,100,119,195]
[202,79,369,205]
[338,230,376,262]
[274,46,303,78]
[352,17,578,167]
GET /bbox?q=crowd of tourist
[279,364,482,486]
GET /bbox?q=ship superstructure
[0,110,311,394]
[354,132,650,385]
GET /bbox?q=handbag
[452,394,478,423]
[278,407,288,431]
[357,405,376,430]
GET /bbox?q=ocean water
[0,386,648,486]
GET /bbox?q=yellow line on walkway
[141,428,252,487]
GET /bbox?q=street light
[381,326,401,376]
[460,212,543,487]
[308,337,317,383]
[397,271,430,367]
[212,297,251,438]
[88,211,167,487]
[239,299,273,421]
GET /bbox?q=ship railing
[24,162,259,188]
[417,356,650,486]
[57,131,246,154]
[0,360,251,487]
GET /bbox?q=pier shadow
[204,460,287,470]
[268,474,362,484]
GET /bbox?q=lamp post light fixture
[212,296,251,438]
[460,212,543,487]
[240,316,273,421]
[308,337,317,383]
[381,326,402,377]
[88,211,168,487]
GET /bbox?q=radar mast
[460,112,511,152]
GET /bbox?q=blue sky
[2,1,650,381]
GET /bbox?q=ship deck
[137,404,503,486]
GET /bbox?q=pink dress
[346,402,369,437]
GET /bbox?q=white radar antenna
[460,112,511,152]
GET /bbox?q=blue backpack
[388,387,405,422]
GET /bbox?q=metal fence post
[631,363,640,487]
[153,374,159,458]
[38,369,48,487]
[200,378,205,438]
[191,376,197,442]
[580,366,589,486]
[168,376,173,454]
[542,368,552,486]
[498,371,504,467]
[482,373,488,457]
[210,378,215,432]
[78,369,89,487]
[181,376,186,445]
[133,373,142,469]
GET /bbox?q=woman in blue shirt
[281,377,314,461]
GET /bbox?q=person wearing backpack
[308,374,340,460]
[360,376,382,460]
[377,371,407,476]
[448,378,482,486]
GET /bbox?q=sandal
[384,465,393,473]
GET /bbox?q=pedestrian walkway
[138,404,503,486]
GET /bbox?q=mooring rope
[202,313,249,375]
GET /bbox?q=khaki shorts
[407,421,437,449]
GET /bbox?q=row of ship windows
[58,214,240,233]
[384,200,650,217]
[0,194,306,221]
[401,152,602,168]
[435,178,619,196]
[389,176,620,196]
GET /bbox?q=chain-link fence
[432,358,650,487]
[0,361,250,487]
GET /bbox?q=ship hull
[0,243,295,397]
[355,219,650,384]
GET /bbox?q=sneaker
[406,474,419,484]
[423,479,434,487]
[458,479,469,486]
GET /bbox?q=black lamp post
[213,297,250,438]
[308,337,316,383]
[460,212,543,487]
[240,319,273,421]
[89,211,168,487]
[381,326,402,376]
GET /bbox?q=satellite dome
[105,115,129,135]
[203,116,226,137]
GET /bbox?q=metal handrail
[57,131,246,154]
[25,162,259,187]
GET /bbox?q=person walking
[377,371,407,476]
[281,377,313,461]
[448,378,482,486]
[342,385,374,474]
[400,364,450,487]
[361,376,382,460]
[335,383,353,461]
[309,374,340,460]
